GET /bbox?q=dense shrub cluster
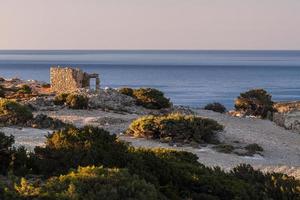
[53,93,89,109]
[0,99,33,125]
[0,126,299,200]
[66,94,89,109]
[17,84,32,94]
[119,87,171,109]
[126,113,223,144]
[0,132,31,176]
[204,102,227,113]
[15,166,159,200]
[235,89,275,118]
[53,93,69,105]
[245,143,263,155]
[118,87,134,97]
[213,144,235,153]
[30,114,66,129]
[0,85,5,97]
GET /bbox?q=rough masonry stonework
[50,66,100,93]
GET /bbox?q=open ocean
[0,50,300,108]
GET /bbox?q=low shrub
[32,126,129,175]
[245,143,263,155]
[126,113,223,144]
[231,164,300,200]
[118,87,134,97]
[0,85,5,98]
[53,93,89,109]
[204,102,227,113]
[0,99,33,125]
[65,94,89,109]
[119,87,171,109]
[213,144,235,153]
[41,83,51,88]
[235,89,275,118]
[133,88,171,109]
[53,93,69,105]
[0,132,32,176]
[17,85,32,94]
[1,126,299,200]
[15,166,160,200]
[30,114,66,129]
[0,132,14,175]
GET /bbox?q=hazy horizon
[1,0,300,50]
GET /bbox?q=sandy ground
[2,108,300,179]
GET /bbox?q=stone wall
[274,101,300,113]
[50,67,85,93]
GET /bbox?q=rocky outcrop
[272,101,300,133]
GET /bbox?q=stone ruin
[50,66,100,93]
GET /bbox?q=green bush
[119,87,171,109]
[54,93,89,109]
[41,83,51,88]
[235,89,275,118]
[0,85,5,98]
[133,88,171,109]
[0,99,33,125]
[1,126,299,200]
[118,87,134,97]
[31,114,66,130]
[53,93,69,105]
[15,166,159,200]
[32,126,129,175]
[213,144,235,153]
[0,132,14,175]
[244,143,263,155]
[0,132,32,176]
[126,113,223,144]
[66,94,89,109]
[231,164,300,200]
[204,102,226,113]
[17,85,32,94]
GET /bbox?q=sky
[0,0,300,50]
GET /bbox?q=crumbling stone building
[50,66,100,93]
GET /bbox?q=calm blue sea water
[0,50,300,108]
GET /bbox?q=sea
[0,50,300,109]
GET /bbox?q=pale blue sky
[0,0,299,50]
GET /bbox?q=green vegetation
[41,83,51,88]
[204,102,227,113]
[119,87,171,109]
[53,93,69,105]
[235,89,275,118]
[15,166,159,200]
[53,93,89,109]
[126,113,223,144]
[244,143,264,155]
[0,132,31,176]
[17,84,32,94]
[118,87,134,97]
[0,99,33,125]
[66,94,89,109]
[0,126,299,199]
[31,114,66,129]
[0,85,5,97]
[213,144,235,153]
